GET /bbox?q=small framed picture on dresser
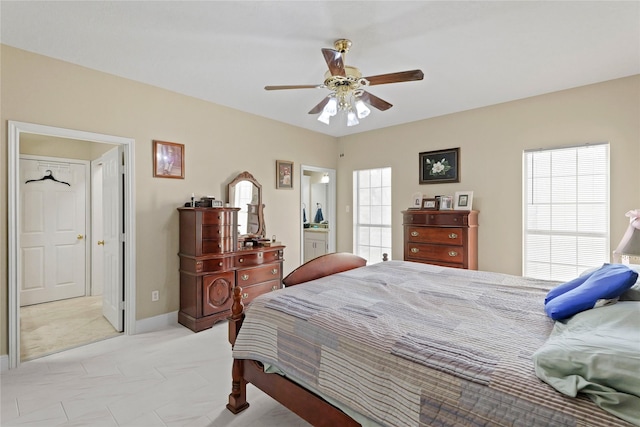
[422,198,438,210]
[439,195,454,210]
[454,191,474,210]
[409,192,423,209]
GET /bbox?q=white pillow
[620,264,640,301]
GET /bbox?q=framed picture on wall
[276,160,294,189]
[153,140,184,179]
[419,147,460,184]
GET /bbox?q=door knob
[77,234,84,240]
[97,240,105,246]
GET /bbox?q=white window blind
[523,143,609,281]
[353,167,392,264]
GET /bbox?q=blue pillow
[544,273,593,304]
[544,264,638,320]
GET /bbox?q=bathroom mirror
[227,171,264,237]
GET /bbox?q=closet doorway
[300,165,336,265]
[8,121,137,369]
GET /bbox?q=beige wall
[0,46,338,356]
[336,75,640,273]
[2,45,639,359]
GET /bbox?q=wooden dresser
[402,210,478,270]
[178,207,285,332]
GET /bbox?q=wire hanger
[25,170,71,186]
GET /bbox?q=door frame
[8,121,137,369]
[299,165,336,265]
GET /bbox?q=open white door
[101,147,124,331]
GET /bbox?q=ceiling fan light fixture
[346,110,359,127]
[265,39,424,128]
[323,96,338,116]
[355,99,370,119]
[317,110,332,125]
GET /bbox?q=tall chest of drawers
[178,207,285,332]
[402,210,478,270]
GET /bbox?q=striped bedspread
[232,261,631,427]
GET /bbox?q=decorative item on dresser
[177,206,285,332]
[402,209,478,269]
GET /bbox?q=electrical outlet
[151,290,159,302]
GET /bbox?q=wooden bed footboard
[227,253,367,426]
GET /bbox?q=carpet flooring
[20,295,122,361]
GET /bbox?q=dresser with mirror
[178,171,285,332]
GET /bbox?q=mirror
[227,171,265,237]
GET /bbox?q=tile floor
[1,323,311,427]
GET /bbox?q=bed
[227,253,639,426]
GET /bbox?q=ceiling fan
[264,39,424,126]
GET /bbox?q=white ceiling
[2,1,639,138]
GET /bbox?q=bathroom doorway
[300,165,336,265]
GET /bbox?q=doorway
[300,165,336,265]
[8,121,137,369]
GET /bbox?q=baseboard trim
[135,310,179,334]
[1,354,9,372]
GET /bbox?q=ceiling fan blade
[308,97,330,114]
[364,69,424,86]
[322,48,345,77]
[360,91,393,111]
[265,84,323,90]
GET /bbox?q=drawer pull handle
[241,274,249,281]
[239,258,244,263]
[218,262,223,267]
[258,252,263,258]
[410,231,419,237]
[449,233,458,239]
[271,268,278,275]
[448,251,458,257]
[271,285,278,291]
[242,293,248,300]
[411,247,419,253]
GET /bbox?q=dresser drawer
[404,212,467,226]
[202,224,233,239]
[407,226,463,245]
[238,279,281,305]
[180,256,233,273]
[201,209,235,225]
[202,237,235,254]
[237,263,281,287]
[406,242,464,264]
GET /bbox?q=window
[523,143,609,281]
[353,167,392,264]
